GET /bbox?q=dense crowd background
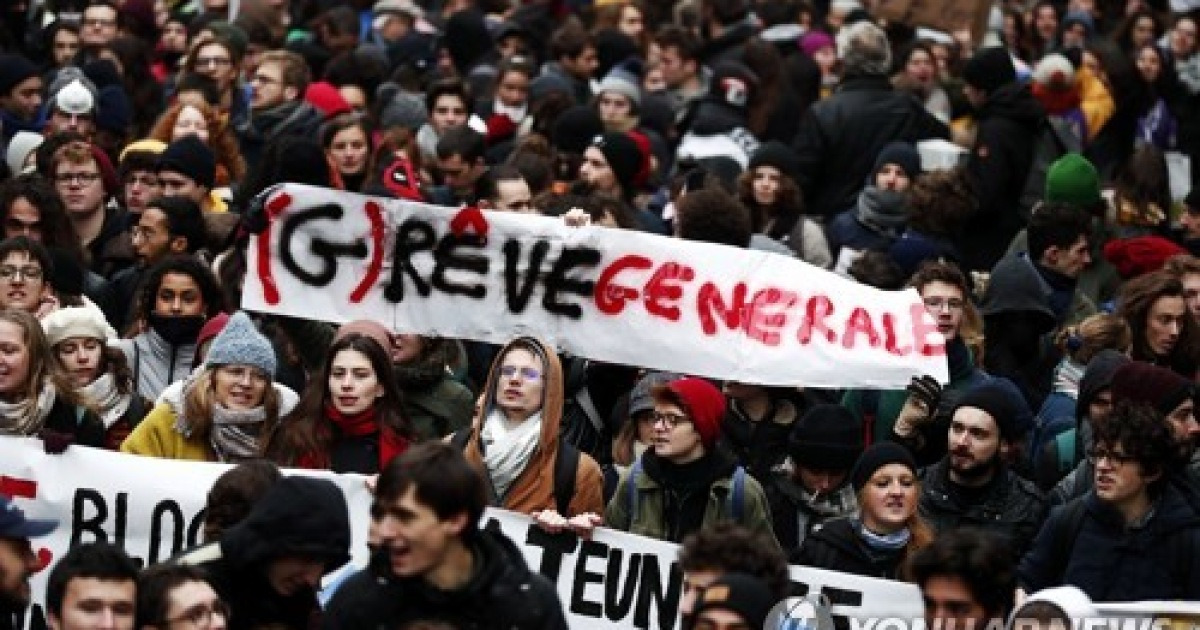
[3,0,1200,628]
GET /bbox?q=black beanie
[592,132,642,196]
[0,54,39,96]
[872,141,921,181]
[850,442,916,493]
[748,141,801,181]
[158,135,216,189]
[954,384,1020,441]
[694,573,776,629]
[963,47,1017,95]
[789,404,864,471]
[552,106,605,155]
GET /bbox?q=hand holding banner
[242,185,948,388]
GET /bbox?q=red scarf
[297,403,409,471]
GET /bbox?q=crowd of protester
[3,0,1200,627]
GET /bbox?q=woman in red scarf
[262,321,414,472]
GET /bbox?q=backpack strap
[553,439,580,516]
[1055,430,1076,475]
[728,466,746,522]
[626,458,643,525]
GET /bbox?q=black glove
[907,375,943,411]
[40,428,74,454]
[241,184,285,235]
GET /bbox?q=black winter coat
[44,396,105,448]
[323,529,568,630]
[960,82,1045,271]
[175,477,351,630]
[792,517,909,580]
[918,458,1048,560]
[791,75,949,220]
[1019,486,1200,601]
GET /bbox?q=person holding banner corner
[0,494,58,630]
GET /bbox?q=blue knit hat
[205,312,276,377]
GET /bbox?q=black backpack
[450,428,580,516]
[1017,117,1080,222]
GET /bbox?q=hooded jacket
[237,100,324,170]
[1019,485,1200,601]
[174,476,351,630]
[460,337,604,516]
[322,528,568,630]
[1034,350,1127,490]
[961,82,1047,271]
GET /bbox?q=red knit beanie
[305,81,352,119]
[1103,236,1186,279]
[664,377,727,449]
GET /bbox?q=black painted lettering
[114,492,128,548]
[504,239,549,313]
[279,203,367,286]
[431,235,488,298]
[187,508,207,548]
[634,555,682,630]
[542,247,600,319]
[570,540,607,618]
[524,525,579,583]
[148,500,185,564]
[385,219,436,302]
[71,489,107,546]
[604,549,641,622]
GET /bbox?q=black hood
[687,99,749,135]
[220,476,352,571]
[1076,349,1130,423]
[977,82,1044,128]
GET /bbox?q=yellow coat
[120,400,216,462]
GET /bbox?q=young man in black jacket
[323,442,567,629]
[174,476,351,630]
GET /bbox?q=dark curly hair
[678,523,790,601]
[906,528,1016,620]
[907,169,975,236]
[131,255,226,334]
[1093,400,1181,488]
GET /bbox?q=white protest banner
[242,185,948,388]
[0,438,925,629]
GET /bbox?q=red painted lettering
[798,294,836,344]
[697,281,747,335]
[643,262,695,321]
[843,307,881,349]
[255,191,293,305]
[745,287,798,346]
[593,255,652,315]
[882,312,912,356]
[349,200,386,303]
[910,303,946,356]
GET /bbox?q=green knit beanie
[1045,153,1101,208]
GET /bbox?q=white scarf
[81,374,132,429]
[480,408,542,499]
[493,100,527,124]
[0,380,58,436]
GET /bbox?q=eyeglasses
[195,56,232,68]
[162,600,231,628]
[83,17,117,27]
[923,297,965,312]
[499,365,541,381]
[0,265,43,282]
[54,172,101,186]
[1086,448,1136,466]
[651,412,689,428]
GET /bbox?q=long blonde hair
[0,310,93,411]
[181,367,282,438]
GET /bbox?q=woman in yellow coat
[121,312,297,462]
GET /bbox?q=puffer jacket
[792,74,949,220]
[112,329,196,402]
[460,337,605,517]
[792,517,911,580]
[174,476,351,630]
[918,457,1048,559]
[322,528,567,630]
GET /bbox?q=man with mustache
[917,384,1048,560]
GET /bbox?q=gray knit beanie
[205,312,277,376]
